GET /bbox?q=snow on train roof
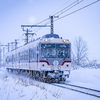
[42,34,59,39]
[6,34,70,55]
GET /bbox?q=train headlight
[63,39,66,43]
[53,60,59,66]
[45,38,48,42]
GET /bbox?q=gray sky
[0,0,100,61]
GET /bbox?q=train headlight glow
[45,39,48,42]
[63,39,66,43]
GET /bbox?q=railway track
[51,82,100,98]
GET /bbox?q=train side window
[29,48,36,60]
[18,52,20,61]
[14,55,16,62]
[20,52,22,61]
[25,50,28,61]
[22,52,24,61]
[29,49,32,60]
[24,50,25,60]
[15,54,17,61]
[6,56,8,63]
[9,56,10,62]
[12,55,13,62]
[27,50,29,60]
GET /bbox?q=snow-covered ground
[0,67,100,100]
[69,68,100,90]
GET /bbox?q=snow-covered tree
[86,59,100,69]
[72,36,88,69]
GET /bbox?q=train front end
[38,34,71,82]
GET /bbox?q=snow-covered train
[6,34,71,82]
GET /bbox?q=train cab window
[41,44,70,59]
[41,44,56,58]
[56,44,70,58]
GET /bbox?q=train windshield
[56,44,70,58]
[41,44,56,58]
[41,44,70,58]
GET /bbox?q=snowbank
[0,67,100,100]
[69,68,100,90]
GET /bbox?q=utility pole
[23,29,35,44]
[0,43,13,67]
[26,29,30,44]
[15,39,18,49]
[21,24,51,39]
[21,15,58,35]
[10,40,18,50]
[50,15,59,34]
[50,16,54,34]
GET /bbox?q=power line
[20,18,50,36]
[34,1,76,26]
[34,0,83,27]
[54,0,84,16]
[34,20,50,32]
[20,0,100,35]
[54,0,100,22]
[53,0,83,16]
[29,0,84,34]
[50,0,70,15]
[36,18,50,25]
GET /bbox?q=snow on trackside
[69,68,100,90]
[0,67,100,100]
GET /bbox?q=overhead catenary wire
[50,0,70,16]
[35,18,50,25]
[54,0,100,22]
[54,0,84,16]
[33,20,51,33]
[34,0,83,26]
[34,0,77,26]
[53,0,84,16]
[32,0,100,33]
[20,0,100,37]
[30,0,84,34]
[21,18,50,37]
[29,0,82,34]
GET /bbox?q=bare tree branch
[72,36,88,68]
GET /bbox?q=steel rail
[51,83,100,98]
[66,83,100,92]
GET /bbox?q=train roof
[42,34,59,39]
[6,34,71,55]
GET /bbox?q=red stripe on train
[39,60,50,65]
[62,61,71,66]
[29,60,50,65]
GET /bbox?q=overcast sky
[0,0,100,61]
